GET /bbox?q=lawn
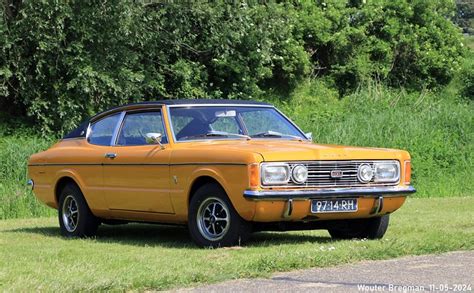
[0,197,472,291]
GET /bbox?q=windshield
[169,106,306,142]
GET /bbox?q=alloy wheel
[62,195,79,232]
[196,197,230,241]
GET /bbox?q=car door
[102,109,174,214]
[84,112,123,213]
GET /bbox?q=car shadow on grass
[8,224,333,248]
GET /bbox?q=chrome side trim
[111,107,169,146]
[243,186,416,200]
[27,162,247,167]
[110,111,126,146]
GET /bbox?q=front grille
[285,160,398,188]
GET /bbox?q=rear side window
[63,120,89,139]
[88,113,121,146]
[117,111,168,146]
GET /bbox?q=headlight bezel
[357,163,374,183]
[291,164,308,184]
[260,163,291,185]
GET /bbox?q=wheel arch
[54,176,81,206]
[185,167,255,222]
[188,175,225,205]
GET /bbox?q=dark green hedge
[0,1,465,132]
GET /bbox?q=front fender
[184,166,256,222]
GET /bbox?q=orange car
[28,99,415,247]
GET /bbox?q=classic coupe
[28,99,415,247]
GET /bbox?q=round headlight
[292,164,308,184]
[357,164,374,183]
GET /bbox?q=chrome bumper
[243,186,416,200]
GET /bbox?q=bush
[294,0,465,93]
[0,1,466,132]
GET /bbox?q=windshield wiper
[206,130,251,140]
[251,131,304,141]
[181,131,251,141]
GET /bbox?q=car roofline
[90,99,272,122]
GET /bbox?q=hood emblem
[330,170,344,178]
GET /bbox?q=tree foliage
[0,0,466,132]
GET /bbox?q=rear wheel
[328,215,390,240]
[58,183,99,237]
[188,183,251,248]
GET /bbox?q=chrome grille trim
[267,160,400,188]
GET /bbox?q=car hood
[186,140,409,162]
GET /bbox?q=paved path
[176,251,473,292]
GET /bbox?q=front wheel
[188,183,251,248]
[328,215,390,240]
[58,183,99,237]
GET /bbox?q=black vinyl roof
[92,99,271,120]
[131,99,270,106]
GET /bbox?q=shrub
[0,1,466,132]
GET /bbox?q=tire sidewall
[329,215,390,240]
[366,214,390,239]
[58,184,98,237]
[188,183,250,248]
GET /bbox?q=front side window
[169,106,305,141]
[117,111,168,146]
[88,113,121,146]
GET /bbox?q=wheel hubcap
[62,195,79,232]
[197,197,230,241]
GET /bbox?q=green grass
[272,81,473,197]
[0,135,56,219]
[0,197,472,291]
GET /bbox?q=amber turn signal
[248,163,259,189]
[404,161,411,185]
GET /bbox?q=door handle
[105,153,117,159]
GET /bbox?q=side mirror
[146,133,164,149]
[305,132,313,142]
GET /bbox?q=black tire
[328,215,390,240]
[188,183,251,248]
[58,183,99,237]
